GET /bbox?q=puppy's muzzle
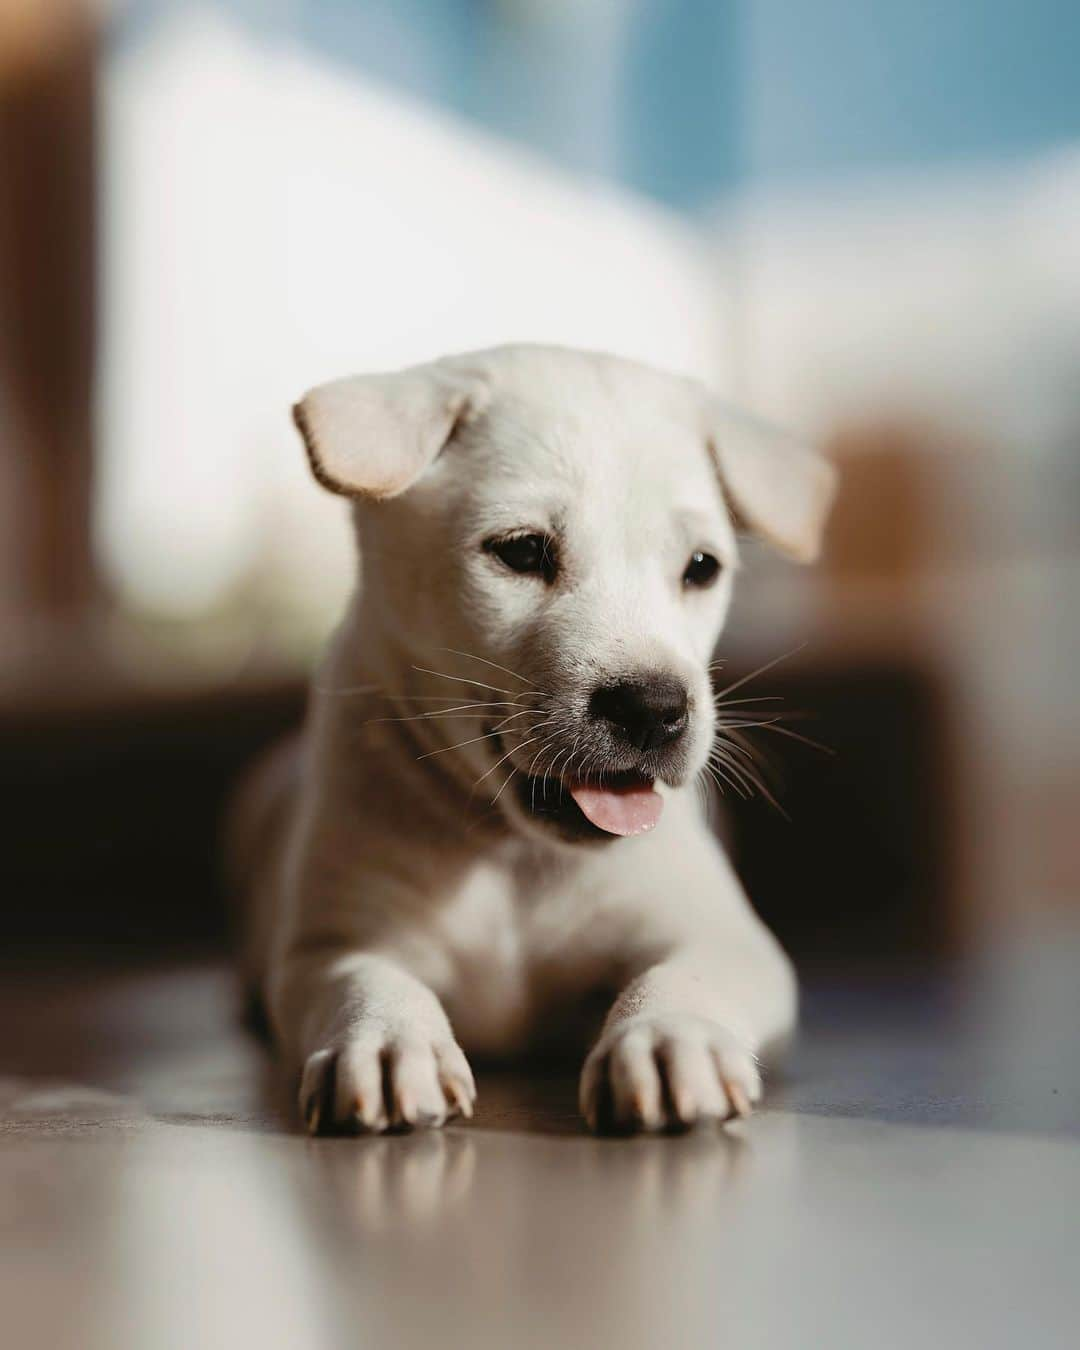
[589,674,689,753]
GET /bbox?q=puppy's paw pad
[580,1016,761,1135]
[299,1033,476,1136]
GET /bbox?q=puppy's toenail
[725,1081,752,1118]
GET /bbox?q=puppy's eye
[485,532,557,582]
[682,551,721,589]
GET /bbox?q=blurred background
[2,0,1078,963]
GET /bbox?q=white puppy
[233,344,834,1135]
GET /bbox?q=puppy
[233,344,835,1135]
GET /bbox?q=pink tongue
[569,781,663,836]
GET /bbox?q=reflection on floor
[1,932,1078,1350]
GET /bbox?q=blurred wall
[128,0,1080,205]
[97,9,727,640]
[740,0,1080,187]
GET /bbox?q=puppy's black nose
[589,675,689,752]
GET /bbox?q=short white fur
[231,344,835,1134]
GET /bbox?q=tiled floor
[2,929,1077,1350]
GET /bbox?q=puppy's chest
[433,871,617,1057]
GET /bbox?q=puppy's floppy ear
[293,360,489,499]
[707,401,836,563]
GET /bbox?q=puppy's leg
[273,952,476,1135]
[579,932,796,1134]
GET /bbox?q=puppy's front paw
[579,1016,761,1134]
[299,1031,476,1136]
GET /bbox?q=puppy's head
[294,346,834,845]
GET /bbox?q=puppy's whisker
[706,742,754,792]
[706,649,823,806]
[712,694,784,709]
[545,745,573,798]
[719,744,784,807]
[474,734,544,789]
[416,729,507,761]
[323,687,537,704]
[381,710,535,735]
[520,723,572,803]
[722,727,789,792]
[563,737,585,789]
[525,734,555,776]
[525,731,562,781]
[539,721,574,769]
[716,707,831,757]
[419,708,553,768]
[713,751,759,799]
[711,728,762,770]
[553,739,577,788]
[710,642,807,702]
[743,722,834,755]
[488,711,536,742]
[713,737,758,772]
[708,735,789,818]
[501,714,562,764]
[493,707,534,727]
[411,665,519,698]
[557,742,586,800]
[703,762,745,799]
[707,751,755,800]
[710,729,765,782]
[526,729,567,811]
[370,700,525,725]
[563,732,589,784]
[715,716,785,732]
[489,765,519,808]
[394,694,538,703]
[397,713,517,724]
[434,648,545,692]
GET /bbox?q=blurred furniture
[727,658,949,964]
[0,676,303,949]
[0,0,98,623]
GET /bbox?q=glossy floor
[2,930,1077,1350]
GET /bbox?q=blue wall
[123,0,1080,206]
[741,0,1080,187]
